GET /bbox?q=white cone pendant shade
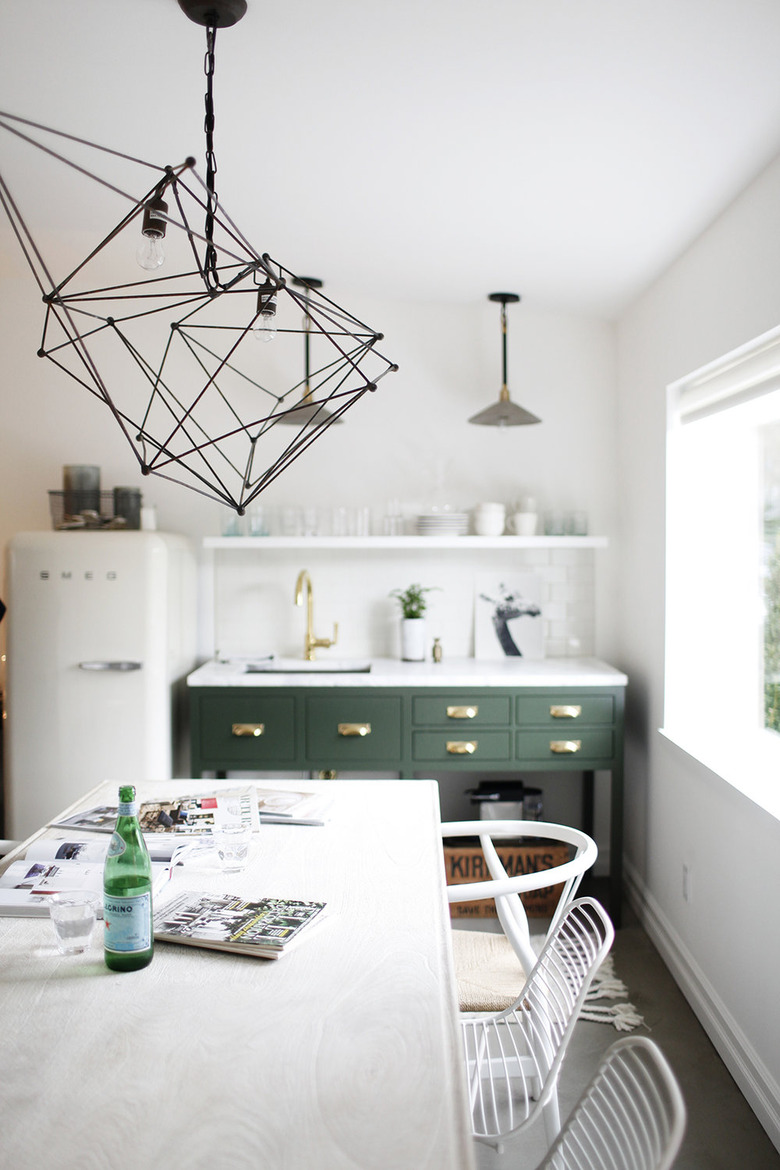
[469,292,541,427]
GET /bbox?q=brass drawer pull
[550,739,582,754]
[447,705,478,719]
[232,723,265,737]
[550,704,582,719]
[447,740,478,755]
[338,722,372,737]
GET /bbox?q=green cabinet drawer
[198,694,297,763]
[306,696,402,762]
[412,694,511,726]
[514,728,614,762]
[412,730,512,763]
[515,695,615,726]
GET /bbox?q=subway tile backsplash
[210,546,597,661]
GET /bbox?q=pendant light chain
[203,23,221,291]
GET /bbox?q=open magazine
[154,890,326,959]
[0,837,189,916]
[51,785,329,834]
[52,787,262,835]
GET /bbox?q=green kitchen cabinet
[188,676,625,921]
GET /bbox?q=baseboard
[624,857,780,1155]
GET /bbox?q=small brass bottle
[432,637,443,663]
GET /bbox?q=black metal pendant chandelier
[0,0,396,513]
[469,292,540,427]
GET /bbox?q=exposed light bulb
[253,280,278,342]
[135,194,168,271]
[136,234,165,271]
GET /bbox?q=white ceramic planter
[400,617,426,661]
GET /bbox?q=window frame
[663,324,780,821]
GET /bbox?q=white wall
[616,152,780,1146]
[0,262,619,656]
[0,277,619,542]
[0,247,619,835]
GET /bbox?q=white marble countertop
[187,656,627,688]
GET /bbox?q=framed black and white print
[474,574,545,660]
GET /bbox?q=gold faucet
[294,569,338,661]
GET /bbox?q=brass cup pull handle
[447,740,478,755]
[550,704,582,719]
[550,739,582,754]
[338,722,371,737]
[232,723,265,737]
[446,705,478,719]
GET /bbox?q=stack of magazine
[153,891,326,960]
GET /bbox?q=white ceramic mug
[509,511,537,536]
[474,503,505,536]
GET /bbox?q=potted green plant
[390,583,439,661]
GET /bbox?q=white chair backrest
[463,898,614,1143]
[443,820,598,973]
[537,1035,686,1170]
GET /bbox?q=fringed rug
[451,928,643,1031]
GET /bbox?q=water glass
[214,824,252,873]
[49,891,100,955]
[247,502,270,536]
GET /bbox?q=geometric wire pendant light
[468,291,540,427]
[0,0,397,514]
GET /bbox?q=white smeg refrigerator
[4,531,197,840]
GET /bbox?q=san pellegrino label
[104,891,152,952]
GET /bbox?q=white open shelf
[203,535,608,550]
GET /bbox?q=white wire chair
[461,897,614,1152]
[538,1036,686,1170]
[442,820,598,978]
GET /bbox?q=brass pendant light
[468,292,541,427]
[274,277,343,426]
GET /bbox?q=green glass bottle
[104,784,154,972]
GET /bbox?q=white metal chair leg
[542,1086,561,1146]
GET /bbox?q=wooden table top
[0,778,475,1170]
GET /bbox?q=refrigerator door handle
[78,661,143,672]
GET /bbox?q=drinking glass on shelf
[280,506,304,537]
[351,507,371,537]
[543,510,566,536]
[220,506,245,537]
[331,506,349,537]
[565,510,588,536]
[247,503,269,536]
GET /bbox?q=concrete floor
[470,903,780,1170]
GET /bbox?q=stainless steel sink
[244,658,372,674]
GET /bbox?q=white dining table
[0,778,476,1170]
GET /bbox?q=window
[664,325,780,819]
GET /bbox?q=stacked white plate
[415,511,469,536]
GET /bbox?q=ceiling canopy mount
[177,0,248,28]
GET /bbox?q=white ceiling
[2,0,780,317]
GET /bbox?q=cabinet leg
[582,770,595,836]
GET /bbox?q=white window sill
[659,726,780,822]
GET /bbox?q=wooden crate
[443,840,570,918]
